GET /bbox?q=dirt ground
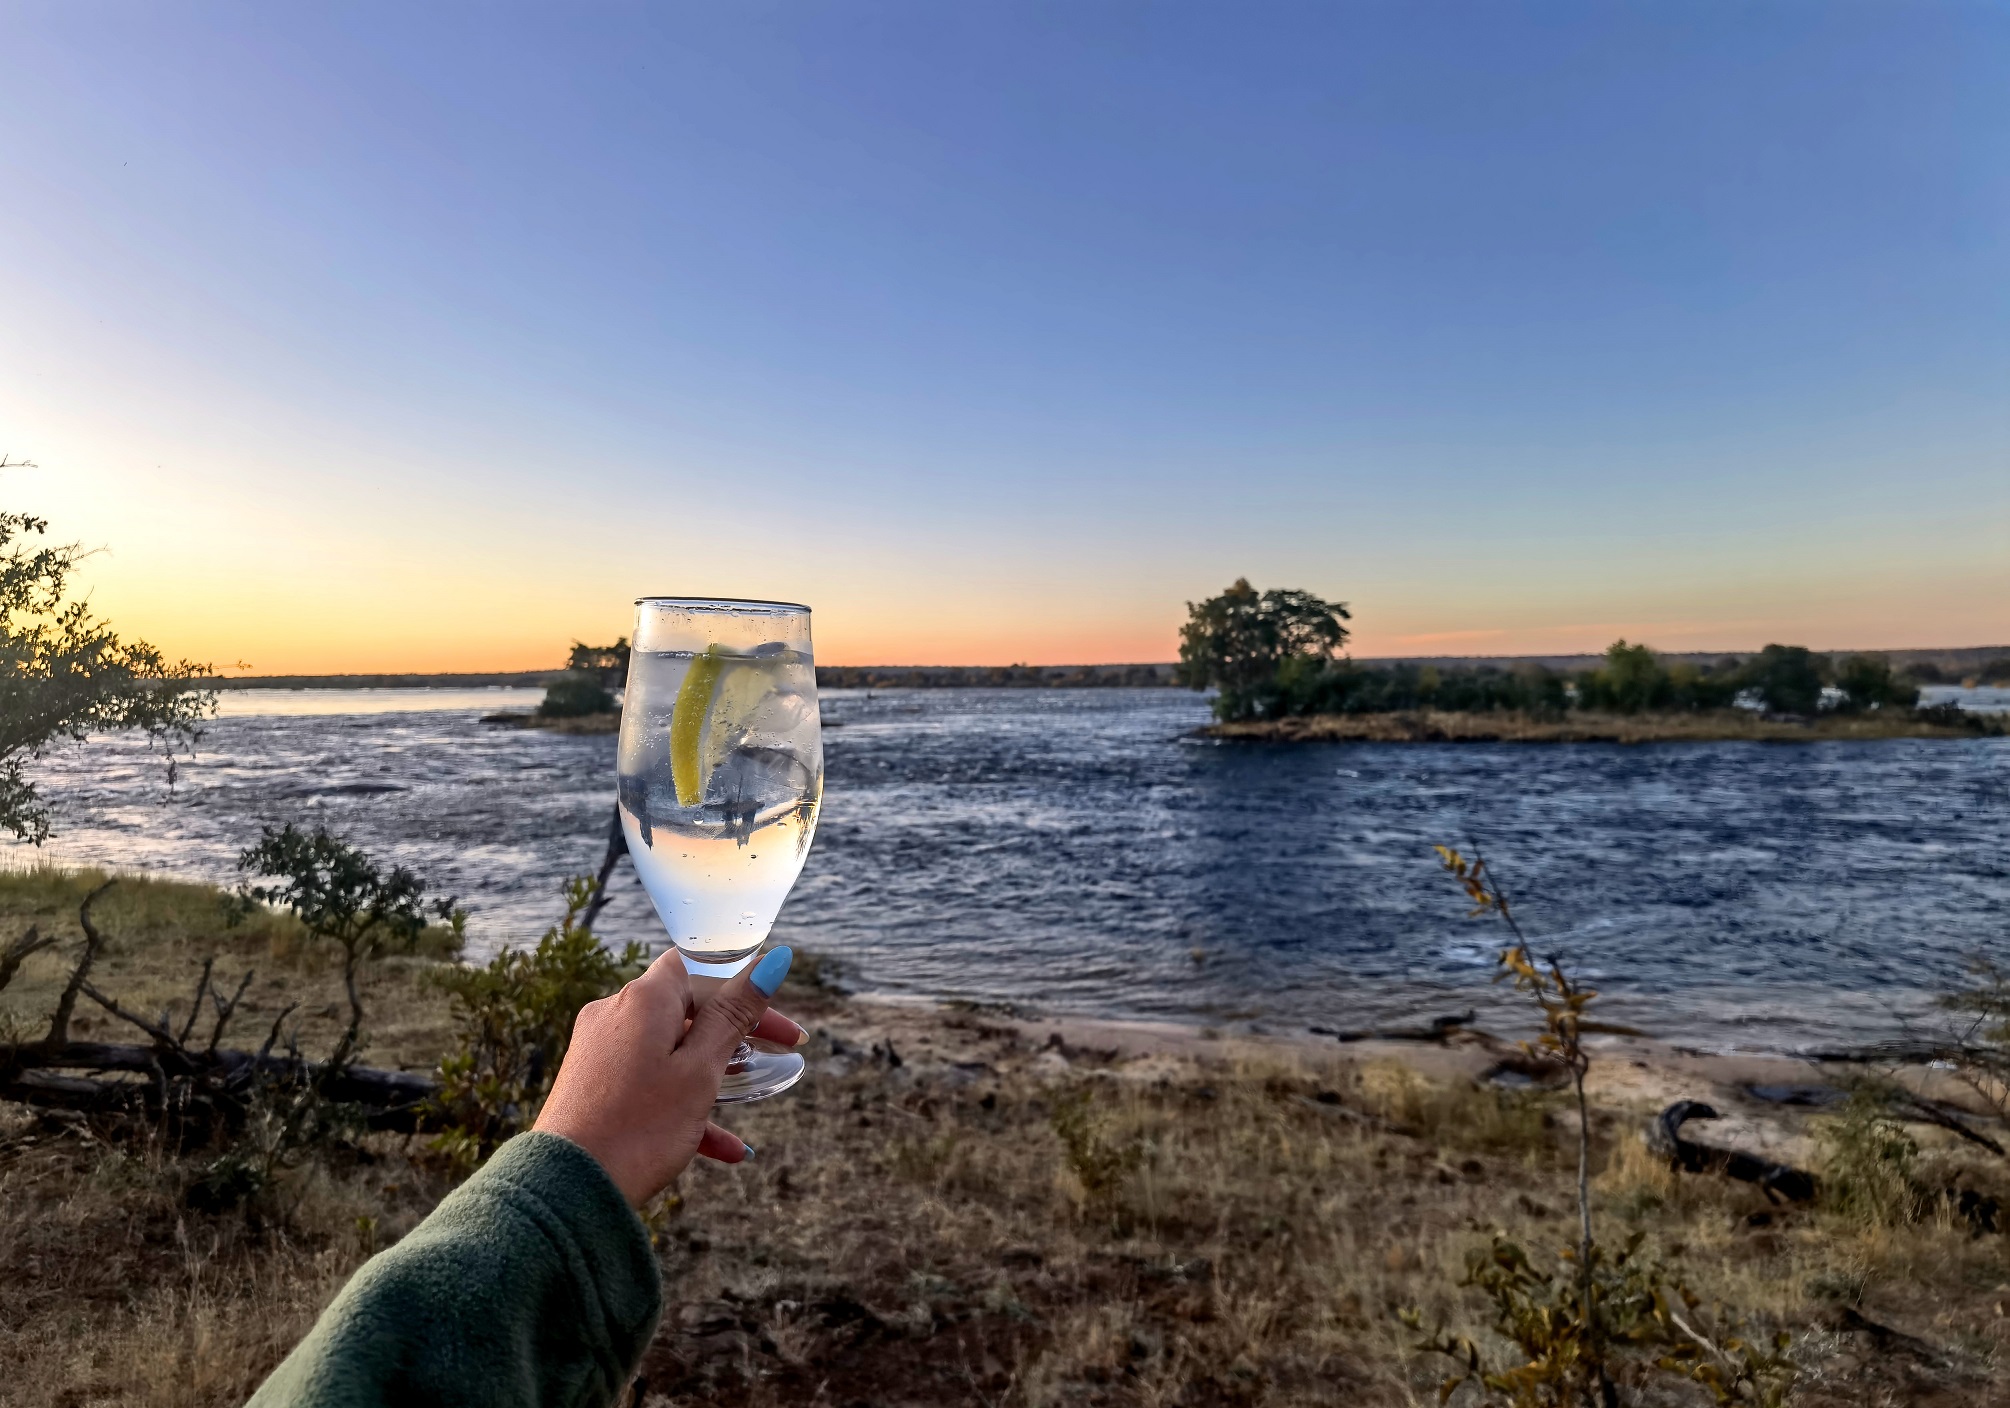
[4,868,2009,1407]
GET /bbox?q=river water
[18,687,2010,1052]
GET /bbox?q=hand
[533,946,801,1207]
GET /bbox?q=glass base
[715,1040,805,1104]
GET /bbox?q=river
[16,686,2009,1051]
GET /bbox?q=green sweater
[247,1132,663,1408]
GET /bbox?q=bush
[1832,654,1920,713]
[1267,658,1567,718]
[429,877,645,1171]
[1574,640,1740,715]
[1816,1088,1923,1228]
[1742,643,1828,716]
[537,671,615,718]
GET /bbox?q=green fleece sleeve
[247,1131,663,1408]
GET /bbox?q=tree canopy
[1177,578,1351,720]
[0,479,214,842]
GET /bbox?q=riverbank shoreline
[1201,707,2007,744]
[479,709,621,734]
[5,866,2007,1404]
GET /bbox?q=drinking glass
[617,597,822,1102]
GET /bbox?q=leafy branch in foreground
[0,464,215,842]
[1402,846,1795,1407]
[230,824,463,1074]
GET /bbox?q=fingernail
[740,1142,756,1161]
[792,1026,811,1048]
[750,946,793,997]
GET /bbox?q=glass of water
[617,597,822,1102]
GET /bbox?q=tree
[1742,644,1828,716]
[1177,579,1351,721]
[1833,654,1919,713]
[539,637,628,718]
[565,638,630,688]
[0,464,214,842]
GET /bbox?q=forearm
[248,1132,662,1408]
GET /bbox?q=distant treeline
[1177,579,2008,724]
[816,663,1180,690]
[214,671,553,690]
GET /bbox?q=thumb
[681,946,793,1071]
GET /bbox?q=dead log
[1310,1010,1478,1043]
[0,1040,438,1132]
[1648,1100,1818,1203]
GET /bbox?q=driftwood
[0,1040,437,1131]
[1310,1011,1478,1043]
[0,879,439,1137]
[1647,1100,1819,1203]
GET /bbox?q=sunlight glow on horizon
[5,4,2005,673]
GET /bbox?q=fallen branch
[0,924,54,995]
[0,1039,437,1131]
[1310,1011,1478,1043]
[1647,1100,1818,1203]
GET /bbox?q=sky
[2,3,2006,673]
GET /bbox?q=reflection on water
[15,688,2010,1051]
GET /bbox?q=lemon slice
[670,647,724,806]
[669,647,786,806]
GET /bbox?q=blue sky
[3,2,2005,669]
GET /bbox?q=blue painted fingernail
[750,946,793,997]
[740,1142,756,1161]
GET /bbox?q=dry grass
[1203,710,2005,744]
[4,871,2010,1406]
[0,866,460,1072]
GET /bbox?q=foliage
[0,472,214,842]
[1740,644,1827,716]
[1048,1084,1144,1219]
[230,825,462,1068]
[1573,642,1741,715]
[1814,1088,1923,1229]
[538,671,615,718]
[1403,1234,1795,1408]
[1270,657,1569,718]
[1177,578,1351,721]
[1980,655,2010,684]
[1412,846,1795,1407]
[1830,655,1919,713]
[428,875,644,1172]
[565,637,631,687]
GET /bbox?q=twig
[79,979,182,1049]
[579,803,629,932]
[44,880,116,1046]
[207,970,256,1056]
[0,925,54,995]
[177,957,215,1046]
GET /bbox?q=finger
[695,1121,754,1164]
[630,946,696,1026]
[681,946,792,1071]
[749,1008,808,1048]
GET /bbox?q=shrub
[1816,1088,1923,1228]
[1741,644,1829,716]
[1832,655,1919,713]
[429,876,645,1172]
[537,671,615,718]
